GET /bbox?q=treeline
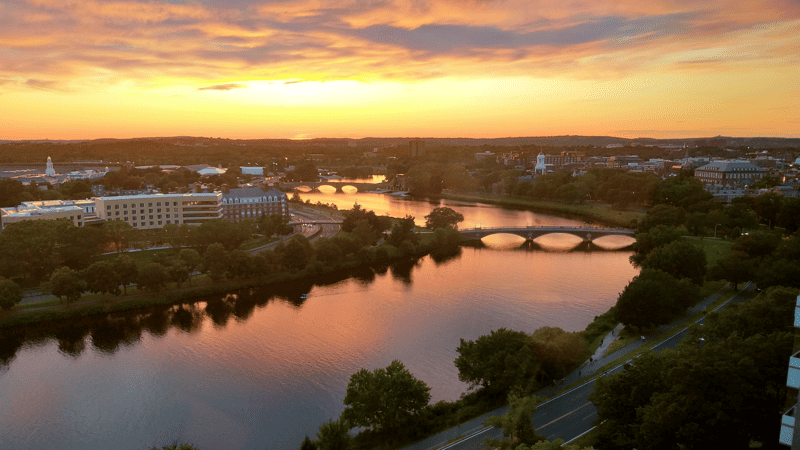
[300,325,589,450]
[0,206,466,312]
[590,286,797,449]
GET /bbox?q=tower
[45,156,55,177]
[535,152,546,175]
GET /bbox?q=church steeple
[45,156,55,177]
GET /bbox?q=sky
[0,0,798,140]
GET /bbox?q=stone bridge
[459,226,635,242]
[280,181,393,193]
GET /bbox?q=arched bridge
[459,226,635,242]
[281,181,392,193]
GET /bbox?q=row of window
[107,201,180,210]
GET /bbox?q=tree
[275,235,313,271]
[314,238,342,264]
[138,263,168,292]
[424,207,464,229]
[0,278,23,310]
[179,248,202,285]
[341,204,391,234]
[258,213,290,239]
[629,225,683,267]
[83,261,121,297]
[316,419,350,450]
[299,436,318,450]
[707,250,753,289]
[731,231,780,261]
[484,393,545,450]
[592,288,796,450]
[635,204,686,233]
[640,239,707,284]
[341,360,431,436]
[167,262,190,288]
[749,192,783,228]
[529,327,586,381]
[286,161,319,182]
[113,255,138,294]
[228,250,254,279]
[387,215,418,247]
[102,220,137,253]
[49,266,84,303]
[455,328,539,395]
[194,219,252,251]
[204,243,230,282]
[0,219,62,281]
[615,269,701,330]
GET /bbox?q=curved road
[407,283,756,450]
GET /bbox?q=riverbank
[0,234,455,329]
[440,192,643,228]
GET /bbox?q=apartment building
[94,192,222,230]
[221,186,288,223]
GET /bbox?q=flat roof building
[94,192,222,230]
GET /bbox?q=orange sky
[1,0,798,140]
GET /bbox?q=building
[0,200,88,231]
[240,167,264,176]
[607,155,642,169]
[94,192,223,230]
[221,186,288,223]
[694,160,768,188]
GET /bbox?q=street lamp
[714,224,721,239]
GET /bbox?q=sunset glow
[1,0,798,140]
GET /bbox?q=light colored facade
[694,160,768,187]
[0,200,85,231]
[221,187,288,222]
[94,192,222,230]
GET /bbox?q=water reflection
[0,241,630,368]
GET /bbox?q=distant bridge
[280,181,394,193]
[459,226,635,242]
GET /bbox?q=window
[158,221,162,225]
[157,202,161,207]
[78,215,81,219]
[115,211,120,216]
[115,205,119,209]
[166,220,170,224]
[140,216,145,221]
[140,203,144,207]
[149,221,154,226]
[107,205,111,210]
[157,215,162,219]
[166,208,170,212]
[133,223,137,227]
[123,211,128,215]
[173,202,178,206]
[123,204,127,208]
[149,215,154,220]
[157,208,161,213]
[148,203,153,207]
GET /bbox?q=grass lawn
[693,238,734,267]
[441,192,644,227]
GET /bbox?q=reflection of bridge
[281,181,393,193]
[459,226,635,242]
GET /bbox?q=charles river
[0,185,638,450]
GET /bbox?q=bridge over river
[281,181,394,193]
[459,225,635,243]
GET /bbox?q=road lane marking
[537,402,592,430]
[437,426,494,450]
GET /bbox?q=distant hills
[1,135,798,148]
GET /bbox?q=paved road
[407,283,756,450]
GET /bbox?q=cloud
[25,78,66,91]
[197,82,247,90]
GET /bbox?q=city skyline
[1,0,798,140]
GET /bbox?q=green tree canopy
[615,269,701,330]
[83,261,121,296]
[707,250,754,289]
[424,207,464,230]
[49,266,84,303]
[113,254,138,294]
[629,225,683,267]
[0,278,23,311]
[315,419,350,450]
[455,328,539,395]
[484,393,545,450]
[138,263,168,292]
[341,360,431,436]
[640,239,707,284]
[203,243,230,282]
[275,235,313,271]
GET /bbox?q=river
[0,192,637,450]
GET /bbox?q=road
[409,283,756,450]
[246,207,341,254]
